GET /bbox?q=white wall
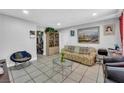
[0,14,37,67]
[59,18,121,52]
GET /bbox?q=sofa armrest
[106,62,124,67]
[103,56,124,64]
[106,66,124,83]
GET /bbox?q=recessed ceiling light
[57,23,61,26]
[92,13,97,16]
[22,10,29,14]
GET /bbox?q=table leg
[62,65,64,80]
[53,63,54,72]
[71,67,72,72]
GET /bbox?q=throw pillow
[64,46,69,51]
[79,47,90,54]
[68,46,75,52]
[0,67,4,75]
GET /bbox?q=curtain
[119,12,124,55]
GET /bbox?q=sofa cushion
[79,47,90,54]
[74,46,80,53]
[89,47,96,53]
[67,46,75,52]
[64,45,69,51]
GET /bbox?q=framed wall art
[78,26,99,44]
[104,24,115,35]
[70,30,75,36]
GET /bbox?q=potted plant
[45,27,55,33]
[61,49,65,63]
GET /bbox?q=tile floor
[8,54,104,83]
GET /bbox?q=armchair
[103,56,124,83]
[105,66,124,83]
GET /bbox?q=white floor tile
[80,77,96,83]
[33,74,49,83]
[14,75,31,83]
[68,72,83,82]
[51,73,66,83]
[11,69,27,79]
[63,78,77,83]
[29,70,42,78]
[45,79,57,83]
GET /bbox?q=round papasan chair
[10,51,32,68]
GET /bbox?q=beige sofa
[62,45,96,66]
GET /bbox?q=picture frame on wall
[30,30,36,38]
[104,24,115,35]
[70,30,75,36]
[77,26,99,44]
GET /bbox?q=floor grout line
[32,62,59,82]
[8,68,15,83]
[23,65,36,83]
[31,63,51,82]
[9,65,26,82]
[79,66,89,83]
[96,64,101,83]
[61,64,81,83]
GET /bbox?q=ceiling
[0,9,119,29]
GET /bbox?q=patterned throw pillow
[74,46,80,53]
[0,67,4,75]
[68,46,75,52]
[64,46,69,51]
[79,47,90,54]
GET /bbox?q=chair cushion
[106,62,124,67]
[14,57,30,62]
[15,52,23,59]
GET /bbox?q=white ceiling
[0,9,119,29]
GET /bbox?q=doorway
[37,31,43,55]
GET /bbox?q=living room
[0,9,124,83]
